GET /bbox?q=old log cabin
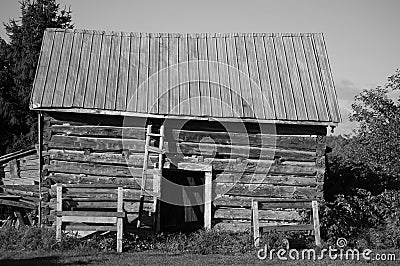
[30,29,340,232]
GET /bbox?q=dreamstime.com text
[257,238,396,261]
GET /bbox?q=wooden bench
[55,184,125,252]
[251,199,321,247]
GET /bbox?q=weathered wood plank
[166,141,316,161]
[214,196,313,208]
[169,130,317,151]
[44,150,156,167]
[46,173,152,188]
[56,211,124,217]
[214,207,303,221]
[61,216,117,223]
[45,160,155,177]
[0,199,37,209]
[215,173,319,187]
[46,135,145,152]
[50,125,145,139]
[215,183,318,198]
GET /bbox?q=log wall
[41,112,327,230]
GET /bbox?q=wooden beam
[117,187,123,253]
[56,184,62,242]
[204,170,212,230]
[38,112,44,226]
[312,200,321,247]
[252,200,260,247]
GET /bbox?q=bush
[320,189,400,249]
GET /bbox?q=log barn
[29,29,340,233]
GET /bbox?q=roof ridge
[45,28,323,38]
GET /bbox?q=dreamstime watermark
[257,238,397,261]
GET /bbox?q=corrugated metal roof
[30,29,341,124]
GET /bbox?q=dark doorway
[160,169,205,232]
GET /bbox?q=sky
[1,0,399,135]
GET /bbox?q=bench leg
[252,200,260,247]
[312,200,321,247]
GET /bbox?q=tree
[324,70,400,199]
[350,70,400,186]
[0,0,72,155]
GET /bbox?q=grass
[0,249,399,266]
[0,226,399,265]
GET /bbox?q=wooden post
[312,200,321,247]
[56,184,62,242]
[252,200,260,247]
[38,112,43,226]
[116,187,123,253]
[204,170,212,230]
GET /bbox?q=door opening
[160,169,205,233]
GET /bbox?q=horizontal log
[45,160,155,177]
[215,174,319,187]
[214,208,303,221]
[49,201,152,212]
[215,183,318,198]
[44,150,156,167]
[62,224,118,231]
[261,224,313,232]
[49,186,144,200]
[214,196,314,208]
[166,156,316,175]
[169,130,317,151]
[213,221,300,232]
[46,135,145,152]
[61,216,117,223]
[210,159,316,175]
[165,141,316,161]
[50,125,146,139]
[0,198,37,209]
[56,211,125,218]
[45,173,152,189]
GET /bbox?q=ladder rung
[147,133,163,137]
[146,146,165,154]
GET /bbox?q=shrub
[320,189,400,249]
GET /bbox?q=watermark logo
[257,238,396,261]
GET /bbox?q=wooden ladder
[137,124,165,232]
